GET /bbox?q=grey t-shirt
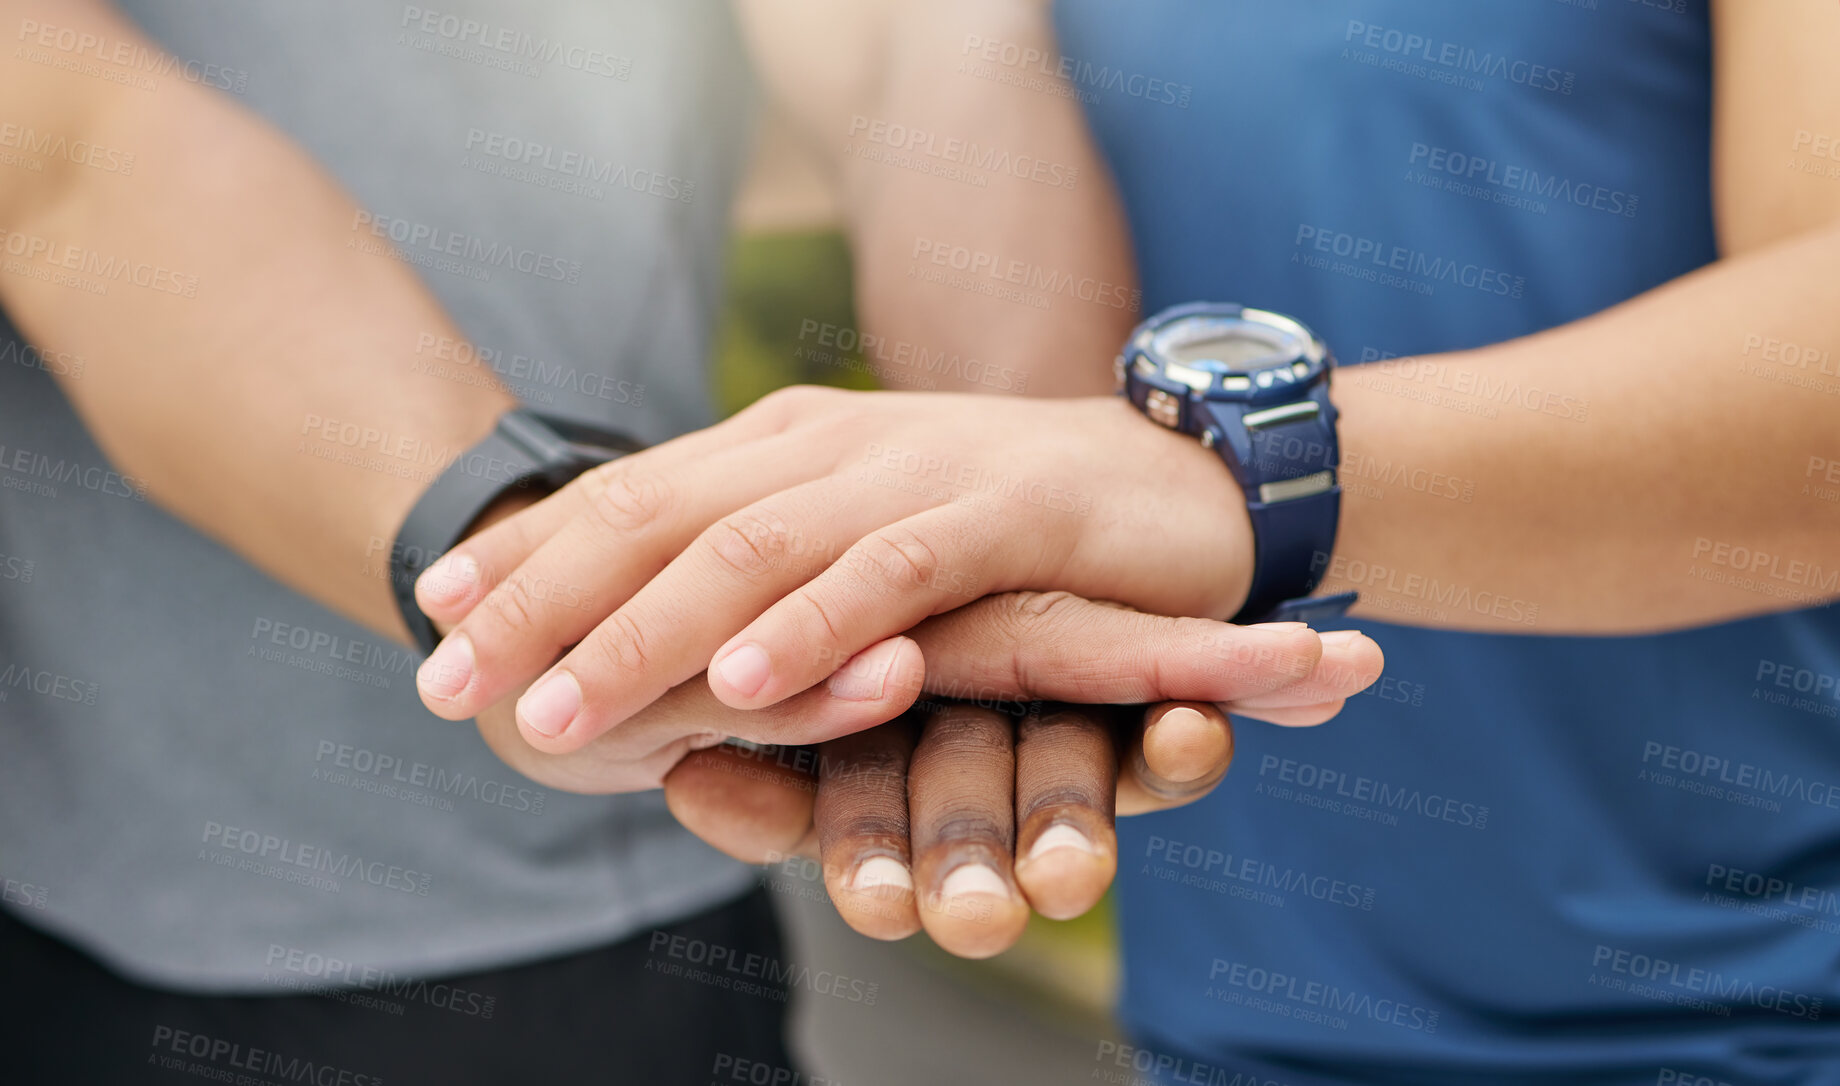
[0,0,756,990]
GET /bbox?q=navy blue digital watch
[1118,302,1356,625]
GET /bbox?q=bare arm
[1305,0,1840,633]
[0,0,517,640]
[734,0,1136,396]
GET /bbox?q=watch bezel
[1121,303,1333,420]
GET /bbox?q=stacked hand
[413,388,1382,956]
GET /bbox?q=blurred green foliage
[713,231,876,418]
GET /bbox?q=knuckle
[1018,709,1107,742]
[823,746,909,784]
[482,574,542,638]
[587,468,673,535]
[923,710,1012,760]
[928,812,1006,849]
[852,526,942,593]
[834,811,909,846]
[789,585,847,644]
[749,384,836,429]
[1010,590,1084,625]
[704,508,794,580]
[583,609,653,676]
[1023,783,1106,818]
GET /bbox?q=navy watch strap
[1238,485,1346,622]
[389,408,639,655]
[1198,394,1356,626]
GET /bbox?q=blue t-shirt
[1052,2,1840,1082]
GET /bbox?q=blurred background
[714,101,1125,1082]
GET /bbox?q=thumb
[1116,702,1234,816]
[664,743,819,863]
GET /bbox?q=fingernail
[1156,705,1208,731]
[849,856,913,893]
[1144,706,1217,785]
[1026,823,1098,862]
[1321,630,1366,649]
[715,644,773,699]
[1250,621,1310,632]
[519,669,582,738]
[940,863,1010,902]
[417,554,478,607]
[826,641,898,702]
[416,633,473,700]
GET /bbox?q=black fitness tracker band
[388,408,643,655]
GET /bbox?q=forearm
[1318,222,1840,633]
[0,0,515,640]
[850,1,1136,396]
[739,0,1136,396]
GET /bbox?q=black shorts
[0,887,794,1086]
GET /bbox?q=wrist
[1102,397,1254,619]
[1167,425,1257,619]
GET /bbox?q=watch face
[1154,315,1307,375]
